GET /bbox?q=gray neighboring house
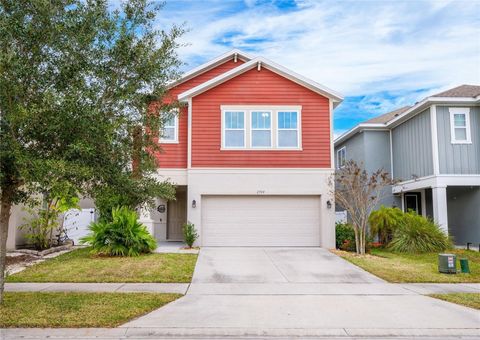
[334,85,480,246]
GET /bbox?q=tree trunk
[354,227,360,254]
[0,189,13,305]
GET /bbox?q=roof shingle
[433,84,480,98]
[364,106,411,124]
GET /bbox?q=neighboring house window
[224,111,245,148]
[251,111,272,147]
[277,111,299,148]
[221,106,301,150]
[449,108,471,144]
[160,114,178,143]
[337,146,346,168]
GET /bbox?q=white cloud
[158,0,479,96]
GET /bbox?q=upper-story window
[251,111,272,147]
[277,111,299,148]
[337,146,346,169]
[160,113,178,143]
[449,108,471,144]
[224,111,245,148]
[221,106,302,150]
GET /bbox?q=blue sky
[152,0,479,137]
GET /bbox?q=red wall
[155,59,244,168]
[191,67,331,168]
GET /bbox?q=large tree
[0,0,183,303]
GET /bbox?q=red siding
[191,67,331,168]
[155,59,244,168]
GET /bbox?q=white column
[432,186,448,234]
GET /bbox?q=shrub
[388,212,452,253]
[81,206,157,256]
[369,206,404,246]
[336,222,356,251]
[183,222,198,248]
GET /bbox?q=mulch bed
[6,255,38,266]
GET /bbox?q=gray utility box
[438,254,457,274]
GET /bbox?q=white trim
[449,107,472,144]
[336,146,346,169]
[159,114,179,144]
[276,110,302,149]
[389,129,394,177]
[187,98,192,169]
[187,168,335,174]
[168,49,253,89]
[329,99,334,169]
[220,106,302,151]
[178,57,343,104]
[420,189,427,217]
[334,123,387,145]
[222,110,247,149]
[392,174,480,193]
[430,105,440,175]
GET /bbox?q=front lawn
[334,249,480,283]
[430,293,480,310]
[8,247,198,283]
[0,292,180,327]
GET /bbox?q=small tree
[333,161,393,255]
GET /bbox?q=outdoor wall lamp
[192,200,197,208]
[326,200,332,209]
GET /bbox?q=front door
[167,189,187,241]
[404,192,422,215]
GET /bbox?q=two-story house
[334,85,480,246]
[138,49,343,248]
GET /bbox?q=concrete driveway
[191,247,383,284]
[122,247,480,338]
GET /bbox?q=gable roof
[432,84,480,98]
[364,106,411,124]
[177,56,344,105]
[335,84,480,146]
[168,49,254,88]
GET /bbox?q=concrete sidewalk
[5,282,188,294]
[6,281,480,295]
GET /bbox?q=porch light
[192,200,197,208]
[326,200,332,209]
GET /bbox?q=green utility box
[438,254,457,274]
[460,258,470,274]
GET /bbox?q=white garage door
[202,195,321,246]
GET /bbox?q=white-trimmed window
[160,114,178,143]
[224,111,245,148]
[221,106,301,150]
[449,108,471,144]
[337,146,346,169]
[251,111,272,147]
[277,111,299,148]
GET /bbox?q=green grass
[8,247,198,283]
[0,292,181,328]
[430,293,480,310]
[334,248,480,283]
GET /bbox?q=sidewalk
[5,282,480,295]
[5,282,188,294]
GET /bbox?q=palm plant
[368,205,404,246]
[388,211,452,253]
[81,206,157,256]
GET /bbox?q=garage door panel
[202,195,321,246]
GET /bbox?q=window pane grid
[277,111,299,148]
[160,112,177,142]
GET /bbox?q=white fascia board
[333,123,387,146]
[388,97,479,128]
[177,56,344,104]
[168,49,254,89]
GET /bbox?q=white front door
[201,195,321,247]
